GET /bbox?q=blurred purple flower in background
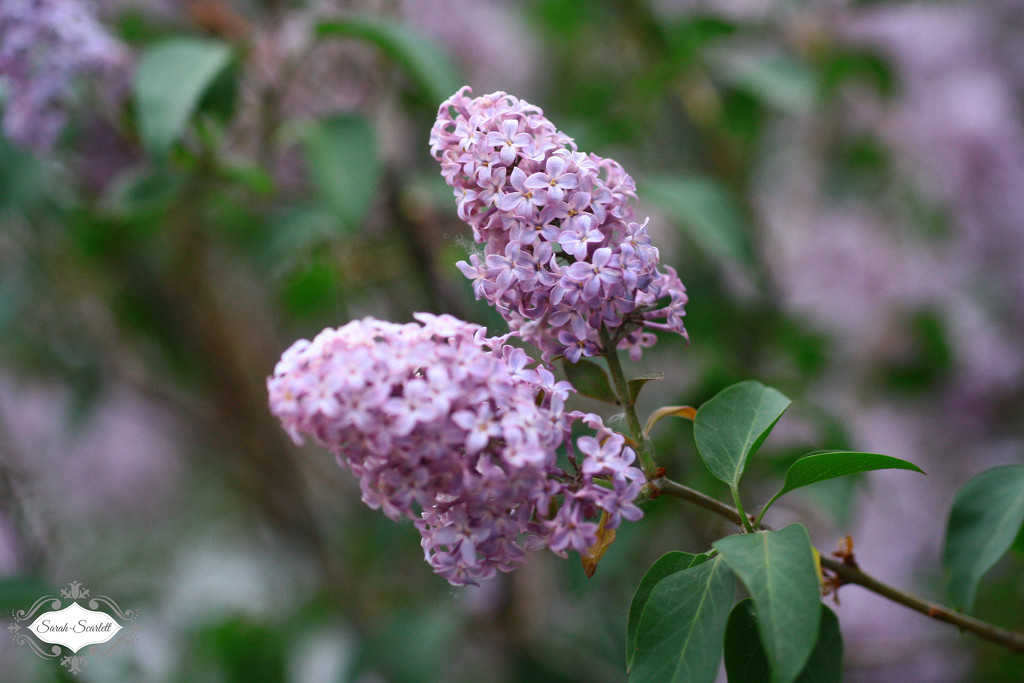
[0,0,130,151]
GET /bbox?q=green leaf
[1014,522,1024,557]
[724,599,842,683]
[134,38,233,155]
[943,464,1024,612]
[0,576,55,615]
[631,556,734,683]
[724,598,771,683]
[760,451,925,519]
[101,165,186,223]
[303,115,381,230]
[216,159,275,196]
[822,49,895,99]
[642,176,749,266]
[714,525,821,683]
[282,257,341,319]
[195,57,239,122]
[716,53,820,114]
[628,373,664,406]
[627,551,703,672]
[790,603,842,683]
[694,381,790,488]
[562,358,618,404]
[0,135,46,208]
[317,16,461,104]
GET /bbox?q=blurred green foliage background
[1,0,1023,681]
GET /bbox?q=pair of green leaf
[307,16,462,230]
[628,525,839,682]
[714,525,824,683]
[694,381,925,523]
[134,17,460,232]
[943,464,1024,612]
[134,38,376,228]
[135,16,459,155]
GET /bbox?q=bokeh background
[1,0,1023,681]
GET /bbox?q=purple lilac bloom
[430,87,689,362]
[0,0,130,152]
[268,313,643,585]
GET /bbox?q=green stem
[651,476,1024,654]
[753,495,778,530]
[599,327,657,477]
[731,487,755,533]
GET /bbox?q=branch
[651,476,1024,653]
[650,477,746,526]
[818,554,1024,653]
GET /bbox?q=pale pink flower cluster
[430,86,688,362]
[268,313,643,585]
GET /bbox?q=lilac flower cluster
[0,0,129,151]
[430,87,688,362]
[268,313,643,585]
